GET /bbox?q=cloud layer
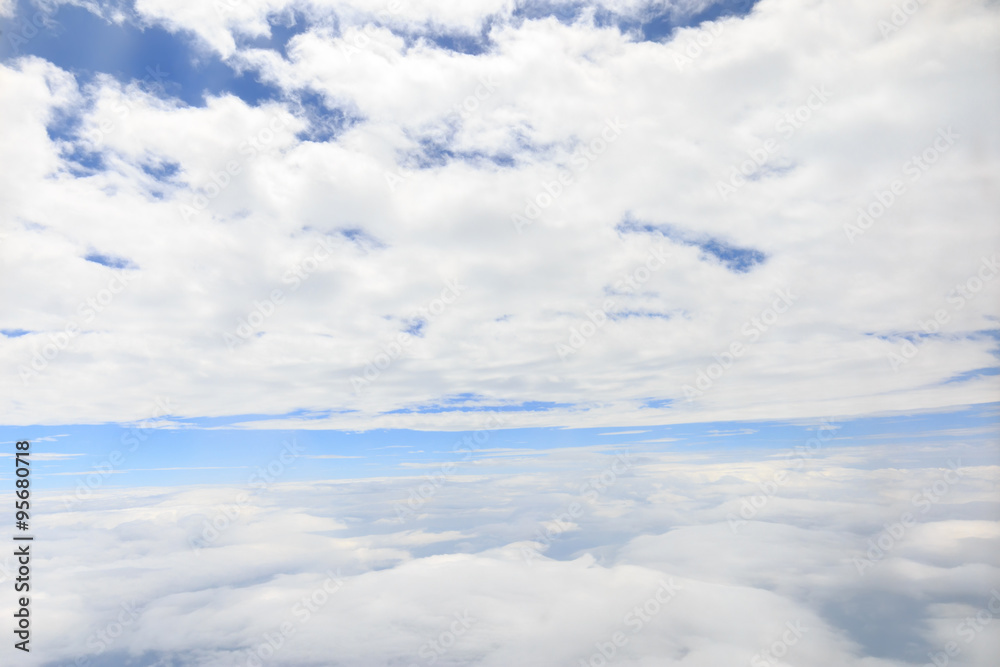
[1,0,998,430]
[2,435,997,666]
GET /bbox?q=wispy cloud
[304,455,365,459]
[42,466,250,476]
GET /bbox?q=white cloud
[4,438,996,666]
[0,0,997,430]
[0,452,83,460]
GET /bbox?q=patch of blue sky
[140,160,180,181]
[84,252,136,269]
[744,161,795,181]
[400,130,517,170]
[866,330,999,348]
[0,1,280,107]
[393,27,494,57]
[57,145,106,175]
[617,216,767,273]
[866,331,939,341]
[634,0,759,41]
[289,88,362,143]
[512,1,587,26]
[400,120,553,171]
[977,327,1000,354]
[440,392,488,403]
[941,367,1000,384]
[235,8,313,59]
[427,30,490,55]
[607,310,674,321]
[271,408,341,420]
[45,105,83,143]
[697,238,766,273]
[47,110,107,172]
[403,319,426,337]
[509,0,760,43]
[337,227,385,249]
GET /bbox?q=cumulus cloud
[0,0,997,432]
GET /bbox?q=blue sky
[2,2,282,105]
[4,403,997,491]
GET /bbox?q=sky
[0,0,996,430]
[0,0,999,665]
